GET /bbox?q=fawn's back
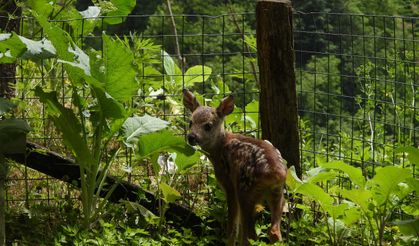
[217,133,287,194]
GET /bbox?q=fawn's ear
[216,95,234,117]
[183,89,200,112]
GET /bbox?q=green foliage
[121,114,170,148]
[2,0,164,229]
[298,55,342,122]
[287,157,418,246]
[0,119,30,152]
[0,99,30,246]
[162,50,212,93]
[34,87,90,161]
[0,33,26,63]
[55,220,156,245]
[395,146,419,165]
[159,182,181,204]
[0,99,30,153]
[103,0,137,25]
[138,130,200,172]
[0,98,16,115]
[1,0,417,245]
[93,35,137,102]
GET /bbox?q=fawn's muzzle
[187,133,198,146]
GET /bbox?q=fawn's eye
[204,123,212,132]
[189,120,192,128]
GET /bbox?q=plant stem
[324,212,334,245]
[368,112,374,160]
[166,0,184,70]
[333,218,337,246]
[0,154,7,246]
[378,204,388,246]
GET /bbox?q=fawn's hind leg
[268,185,285,243]
[239,197,257,246]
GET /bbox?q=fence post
[256,0,301,178]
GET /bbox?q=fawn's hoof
[268,228,282,243]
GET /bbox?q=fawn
[183,89,287,245]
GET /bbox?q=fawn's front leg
[226,191,239,246]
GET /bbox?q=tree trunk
[0,0,21,98]
[256,0,301,178]
[0,154,6,246]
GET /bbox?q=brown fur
[183,90,287,245]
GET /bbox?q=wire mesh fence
[2,10,418,234]
[4,12,259,212]
[295,12,417,176]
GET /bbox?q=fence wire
[295,12,417,177]
[2,11,417,234]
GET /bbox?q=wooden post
[257,0,302,178]
[0,154,6,246]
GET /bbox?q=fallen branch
[6,142,211,234]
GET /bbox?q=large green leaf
[341,189,372,212]
[88,78,127,120]
[395,146,419,165]
[184,65,212,86]
[295,182,334,207]
[79,6,101,18]
[0,119,30,142]
[245,100,259,129]
[286,165,303,191]
[104,0,137,25]
[162,50,182,83]
[341,206,362,225]
[58,43,90,76]
[0,119,30,153]
[119,200,159,224]
[138,130,195,158]
[401,192,419,216]
[324,203,349,219]
[0,32,62,62]
[320,160,365,187]
[32,12,88,85]
[33,12,127,122]
[121,114,169,148]
[19,36,56,60]
[76,6,100,35]
[368,166,411,206]
[0,119,30,133]
[174,151,201,171]
[32,15,127,120]
[91,35,137,102]
[34,87,91,163]
[159,182,181,203]
[0,98,16,115]
[162,50,176,76]
[287,165,335,208]
[306,167,337,184]
[27,0,54,19]
[0,33,26,63]
[392,218,419,237]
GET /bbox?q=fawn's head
[183,89,234,150]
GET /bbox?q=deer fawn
[183,89,287,245]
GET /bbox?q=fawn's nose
[187,133,198,146]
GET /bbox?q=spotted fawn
[183,89,287,245]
